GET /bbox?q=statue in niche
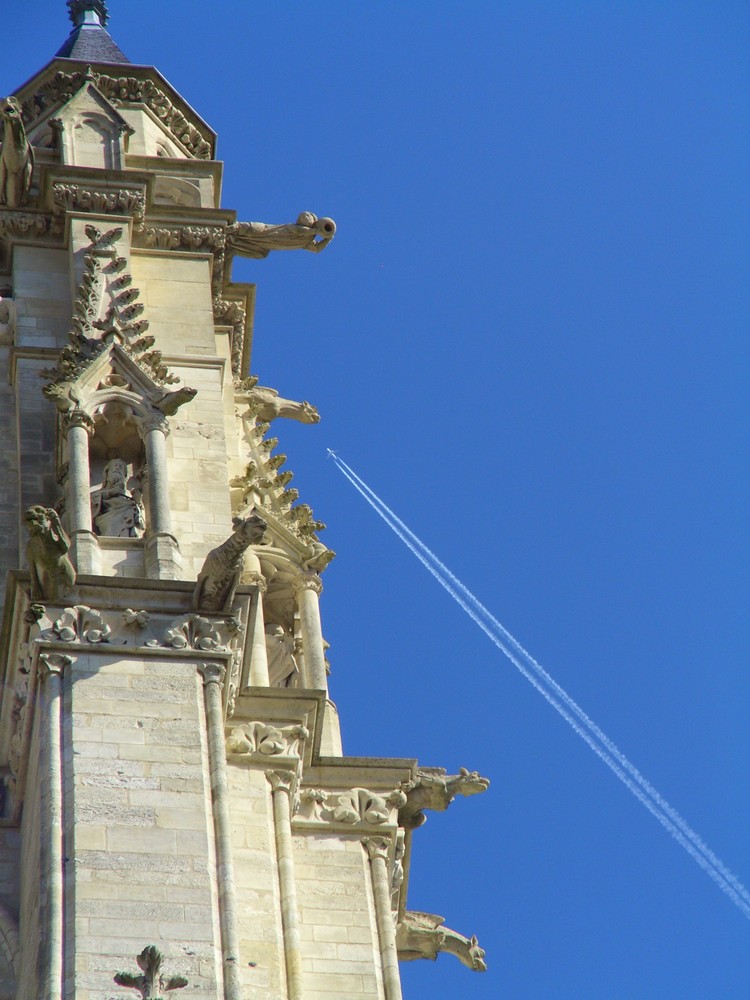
[226,212,336,259]
[265,623,300,688]
[91,458,144,538]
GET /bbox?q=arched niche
[89,397,146,540]
[70,112,122,170]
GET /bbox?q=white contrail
[330,453,750,920]
[333,455,750,909]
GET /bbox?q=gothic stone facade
[0,12,488,1000]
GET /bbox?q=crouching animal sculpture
[192,513,267,614]
[24,505,76,602]
[0,97,34,208]
[396,911,487,972]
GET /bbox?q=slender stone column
[38,652,71,1000]
[200,664,243,1000]
[240,559,270,688]
[293,573,327,691]
[364,838,403,1000]
[64,410,99,574]
[138,411,181,579]
[268,770,304,1000]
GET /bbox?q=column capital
[38,652,72,681]
[240,569,267,593]
[293,572,323,597]
[135,408,170,439]
[362,837,390,863]
[62,409,95,436]
[267,769,296,795]
[198,662,225,688]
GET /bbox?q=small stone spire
[67,1,109,27]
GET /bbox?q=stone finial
[67,1,109,27]
[114,945,187,998]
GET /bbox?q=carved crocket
[0,97,34,208]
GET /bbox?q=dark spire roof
[56,1,130,65]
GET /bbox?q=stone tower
[0,4,489,998]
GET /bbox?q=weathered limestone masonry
[0,4,490,999]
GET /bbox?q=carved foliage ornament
[52,183,145,228]
[114,945,188,998]
[21,70,212,159]
[226,722,309,759]
[297,786,407,827]
[41,226,189,396]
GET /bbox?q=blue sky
[8,3,750,997]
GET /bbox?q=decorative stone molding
[147,613,223,651]
[212,297,245,376]
[396,912,487,972]
[38,651,73,678]
[296,786,407,828]
[52,182,145,228]
[21,70,213,159]
[399,767,491,830]
[122,608,150,629]
[113,944,188,998]
[267,769,296,795]
[226,721,309,759]
[143,224,225,252]
[52,604,111,643]
[0,211,49,239]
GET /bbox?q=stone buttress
[0,5,489,998]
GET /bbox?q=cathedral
[0,3,489,997]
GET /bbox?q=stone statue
[265,623,300,687]
[24,505,76,602]
[226,212,335,259]
[0,97,34,208]
[396,911,487,972]
[244,385,320,424]
[192,513,268,614]
[91,459,145,538]
[399,767,490,829]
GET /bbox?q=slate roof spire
[56,0,130,64]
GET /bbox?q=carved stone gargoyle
[24,505,76,602]
[113,944,188,998]
[396,911,487,972]
[399,766,490,829]
[0,97,34,208]
[192,512,267,613]
[242,384,320,424]
[226,212,335,259]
